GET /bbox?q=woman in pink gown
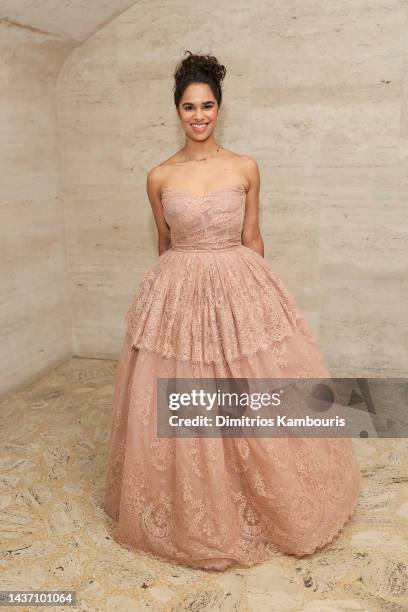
[104,51,362,570]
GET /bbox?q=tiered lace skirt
[104,244,362,570]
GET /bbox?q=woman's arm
[241,156,264,257]
[146,167,172,256]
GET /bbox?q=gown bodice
[161,183,246,252]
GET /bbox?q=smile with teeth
[191,123,208,130]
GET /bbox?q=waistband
[171,244,242,252]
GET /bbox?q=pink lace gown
[104,183,362,570]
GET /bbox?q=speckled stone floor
[1,356,407,612]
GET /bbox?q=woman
[104,50,362,570]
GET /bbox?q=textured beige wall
[0,0,142,43]
[58,2,408,376]
[59,0,408,376]
[0,22,76,398]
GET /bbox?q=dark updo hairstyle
[173,50,227,110]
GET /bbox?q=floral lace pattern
[104,186,362,570]
[125,185,327,368]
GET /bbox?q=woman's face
[177,82,219,141]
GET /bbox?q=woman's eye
[185,105,213,111]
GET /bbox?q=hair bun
[175,50,226,86]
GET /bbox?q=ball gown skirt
[103,183,362,571]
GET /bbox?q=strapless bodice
[161,183,246,252]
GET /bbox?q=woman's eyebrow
[181,100,215,106]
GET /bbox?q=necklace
[185,146,221,162]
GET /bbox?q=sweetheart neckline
[161,183,246,199]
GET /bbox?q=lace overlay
[104,185,362,570]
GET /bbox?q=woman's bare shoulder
[229,152,260,182]
[236,152,258,166]
[226,150,259,170]
[147,152,186,186]
[146,161,168,196]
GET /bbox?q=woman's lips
[191,123,208,132]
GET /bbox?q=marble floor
[1,356,407,612]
